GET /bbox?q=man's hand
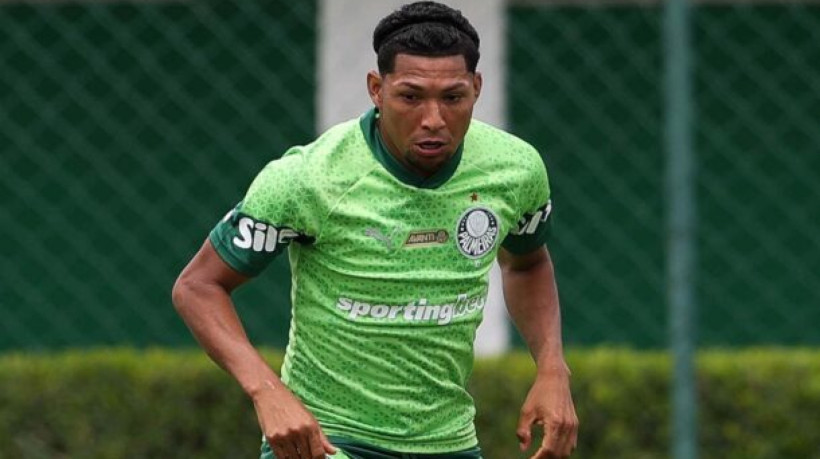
[252,381,337,459]
[516,370,578,458]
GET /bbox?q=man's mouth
[415,140,447,157]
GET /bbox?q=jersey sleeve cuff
[208,228,266,277]
[501,236,548,254]
[501,221,552,254]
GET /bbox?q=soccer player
[172,2,578,458]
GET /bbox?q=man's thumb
[320,430,337,454]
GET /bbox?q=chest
[315,172,518,271]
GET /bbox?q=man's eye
[445,94,464,103]
[401,94,420,101]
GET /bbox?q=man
[172,2,578,458]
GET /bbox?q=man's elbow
[171,242,247,314]
[171,273,196,314]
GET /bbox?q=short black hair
[372,1,480,74]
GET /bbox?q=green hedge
[1,348,818,458]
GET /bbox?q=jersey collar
[359,107,462,189]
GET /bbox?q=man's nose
[421,101,446,131]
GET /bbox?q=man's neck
[376,121,434,178]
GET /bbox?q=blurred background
[1,0,819,457]
[3,0,818,350]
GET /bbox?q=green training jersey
[210,108,552,454]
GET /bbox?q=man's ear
[367,70,383,109]
[473,71,483,100]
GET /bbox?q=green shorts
[260,436,482,459]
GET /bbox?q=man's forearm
[502,248,578,457]
[172,279,282,396]
[500,249,568,374]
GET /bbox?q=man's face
[367,54,482,177]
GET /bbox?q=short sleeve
[501,148,553,254]
[208,150,316,276]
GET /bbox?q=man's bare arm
[498,246,578,459]
[172,240,335,459]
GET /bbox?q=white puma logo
[364,227,400,250]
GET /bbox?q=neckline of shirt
[359,107,463,190]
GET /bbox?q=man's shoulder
[313,117,363,149]
[467,119,530,145]
[464,119,545,171]
[300,117,363,160]
[263,115,374,202]
[279,116,372,177]
[242,116,372,222]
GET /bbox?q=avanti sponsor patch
[404,229,449,248]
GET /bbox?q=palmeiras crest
[456,207,499,258]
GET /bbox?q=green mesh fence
[509,2,820,348]
[509,5,666,348]
[2,1,819,350]
[0,1,315,349]
[694,6,820,346]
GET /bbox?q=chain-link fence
[2,1,819,350]
[694,5,820,346]
[510,4,666,347]
[0,1,316,349]
[509,2,820,348]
